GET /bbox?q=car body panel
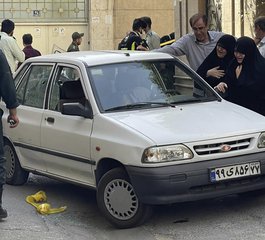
[8,106,47,171]
[16,51,174,68]
[126,151,265,204]
[40,109,94,185]
[106,101,265,145]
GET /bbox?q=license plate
[210,162,261,182]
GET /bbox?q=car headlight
[258,132,265,148]
[142,144,193,163]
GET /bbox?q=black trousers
[0,111,5,186]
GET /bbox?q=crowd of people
[118,16,160,51]
[131,13,265,117]
[0,19,41,74]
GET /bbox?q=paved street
[2,174,265,240]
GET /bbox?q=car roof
[26,50,174,66]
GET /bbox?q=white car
[2,51,265,228]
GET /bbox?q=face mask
[140,32,146,39]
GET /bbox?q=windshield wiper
[170,97,218,105]
[105,102,175,111]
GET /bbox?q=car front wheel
[97,167,152,229]
[4,140,29,185]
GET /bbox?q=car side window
[49,66,84,111]
[14,63,29,87]
[16,65,52,108]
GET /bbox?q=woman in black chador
[215,36,265,116]
[197,34,236,88]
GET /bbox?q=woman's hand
[207,66,225,79]
[214,82,228,93]
[136,45,149,51]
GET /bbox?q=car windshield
[87,59,219,112]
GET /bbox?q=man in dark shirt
[118,18,149,50]
[0,49,19,219]
[18,33,41,69]
[22,33,41,59]
[67,32,84,52]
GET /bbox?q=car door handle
[46,117,55,123]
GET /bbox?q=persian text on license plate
[210,162,261,182]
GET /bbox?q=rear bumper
[126,152,265,205]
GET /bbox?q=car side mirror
[61,100,93,119]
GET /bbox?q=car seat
[59,80,86,111]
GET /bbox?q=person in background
[154,13,224,71]
[254,16,265,58]
[0,49,19,219]
[0,19,25,74]
[67,32,84,52]
[215,36,265,116]
[22,33,41,59]
[141,16,160,50]
[118,18,149,51]
[196,34,236,88]
[17,33,41,69]
[129,18,149,50]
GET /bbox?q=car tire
[97,167,152,229]
[4,140,29,185]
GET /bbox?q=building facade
[0,0,174,55]
[1,0,264,55]
[174,0,263,39]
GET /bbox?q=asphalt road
[1,174,265,240]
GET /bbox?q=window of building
[0,0,87,23]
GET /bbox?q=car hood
[107,101,265,145]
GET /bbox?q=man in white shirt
[0,19,25,74]
[141,16,160,50]
[254,16,265,58]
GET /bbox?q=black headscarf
[197,34,236,87]
[234,36,257,60]
[225,36,265,115]
[217,34,237,60]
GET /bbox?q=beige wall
[174,0,199,38]
[89,0,115,50]
[15,23,89,55]
[89,0,175,50]
[113,0,175,50]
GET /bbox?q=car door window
[49,66,84,111]
[16,65,52,108]
[14,63,29,87]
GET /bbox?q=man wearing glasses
[155,13,224,71]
